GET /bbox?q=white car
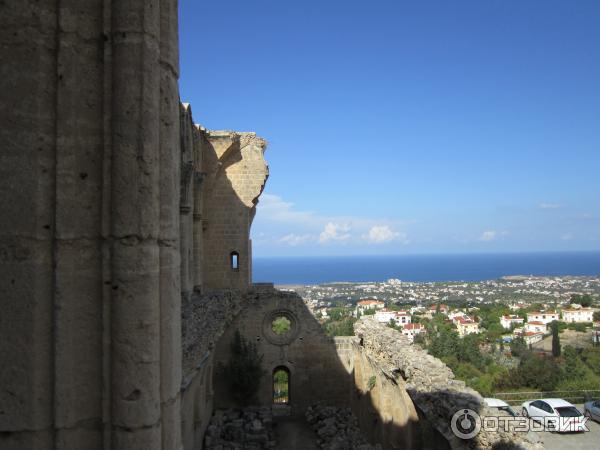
[521,398,587,433]
[484,398,517,416]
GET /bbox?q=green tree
[550,321,561,357]
[325,317,356,336]
[510,337,527,357]
[580,347,600,373]
[518,353,561,391]
[272,316,291,335]
[593,311,600,322]
[226,331,265,406]
[563,346,587,380]
[571,294,593,307]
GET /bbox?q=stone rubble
[204,407,276,450]
[305,404,379,450]
[354,318,544,450]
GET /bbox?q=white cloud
[319,222,351,243]
[479,230,497,242]
[278,233,315,246]
[561,233,574,241]
[257,194,317,224]
[362,225,409,244]
[539,203,563,209]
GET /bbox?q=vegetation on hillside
[420,312,600,396]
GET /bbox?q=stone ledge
[354,318,544,450]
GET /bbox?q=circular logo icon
[450,408,481,439]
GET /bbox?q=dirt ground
[532,329,594,352]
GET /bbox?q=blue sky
[179,0,600,257]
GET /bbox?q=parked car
[484,398,517,416]
[521,398,586,432]
[584,399,600,422]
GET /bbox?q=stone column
[110,1,162,448]
[53,1,105,448]
[0,2,59,449]
[158,0,182,448]
[192,167,204,292]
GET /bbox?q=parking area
[531,405,599,450]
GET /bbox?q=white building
[356,299,385,316]
[562,308,594,323]
[402,323,426,342]
[454,316,480,336]
[522,331,544,345]
[524,321,547,334]
[500,315,524,329]
[394,311,412,325]
[526,310,559,325]
[374,309,398,323]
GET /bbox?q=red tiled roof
[403,323,425,330]
[527,321,545,325]
[455,316,476,325]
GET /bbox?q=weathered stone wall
[179,289,245,450]
[0,1,183,449]
[212,289,353,416]
[353,318,544,450]
[201,132,269,291]
[0,3,269,449]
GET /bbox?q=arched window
[230,251,239,271]
[273,366,290,404]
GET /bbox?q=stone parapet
[354,318,544,450]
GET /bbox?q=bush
[325,317,356,336]
[469,374,494,397]
[566,322,589,333]
[367,376,377,390]
[518,353,562,391]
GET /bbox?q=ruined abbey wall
[201,131,269,291]
[212,289,353,415]
[0,2,268,449]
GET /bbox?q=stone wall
[0,3,269,449]
[353,318,544,450]
[201,132,269,291]
[212,289,353,416]
[1,1,182,449]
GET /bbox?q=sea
[252,251,600,285]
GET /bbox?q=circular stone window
[262,309,300,345]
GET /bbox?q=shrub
[367,376,377,390]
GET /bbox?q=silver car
[584,399,600,422]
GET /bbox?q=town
[282,276,600,404]
[286,276,600,344]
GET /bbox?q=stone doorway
[273,366,290,405]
